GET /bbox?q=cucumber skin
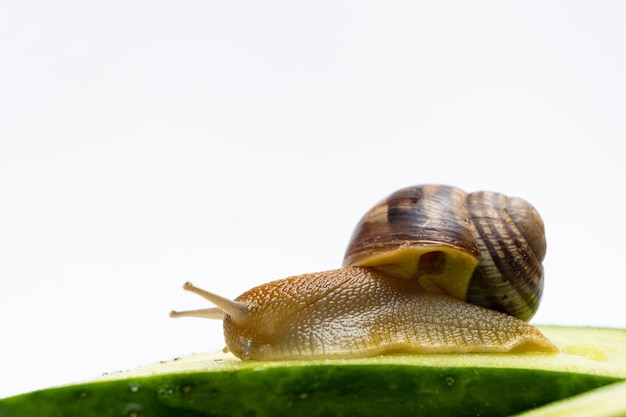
[0,365,618,417]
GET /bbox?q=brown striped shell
[343,185,546,321]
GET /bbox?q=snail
[170,184,557,360]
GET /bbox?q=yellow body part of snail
[170,185,557,360]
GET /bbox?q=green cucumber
[511,380,626,417]
[1,326,625,417]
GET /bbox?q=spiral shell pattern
[343,185,546,321]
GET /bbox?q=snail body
[171,185,556,360]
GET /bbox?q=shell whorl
[465,191,545,321]
[343,185,546,321]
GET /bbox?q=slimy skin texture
[223,267,557,360]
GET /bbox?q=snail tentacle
[170,308,224,320]
[176,282,250,324]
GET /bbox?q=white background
[1,1,625,399]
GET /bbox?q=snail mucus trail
[170,184,558,360]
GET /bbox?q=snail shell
[170,184,555,360]
[344,185,546,321]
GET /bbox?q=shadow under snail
[170,184,557,360]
